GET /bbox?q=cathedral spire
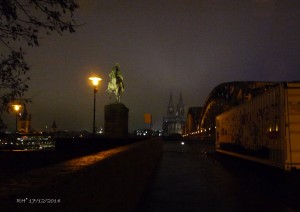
[51,120,57,133]
[18,104,31,134]
[167,91,175,116]
[176,92,185,116]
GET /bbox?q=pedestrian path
[135,140,296,212]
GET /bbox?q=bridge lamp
[12,104,22,133]
[89,76,102,136]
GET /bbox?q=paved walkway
[136,140,298,212]
[0,139,163,211]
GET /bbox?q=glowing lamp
[12,104,22,113]
[88,76,102,136]
[89,77,102,86]
[12,104,21,133]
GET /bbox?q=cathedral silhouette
[162,92,186,136]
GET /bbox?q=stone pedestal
[104,103,129,138]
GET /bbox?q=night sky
[3,0,300,132]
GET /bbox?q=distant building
[163,92,186,136]
[17,105,31,134]
[183,107,203,135]
[51,120,58,133]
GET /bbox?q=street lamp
[89,76,102,136]
[12,104,21,133]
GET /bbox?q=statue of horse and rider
[107,63,124,103]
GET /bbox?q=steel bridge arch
[198,81,279,135]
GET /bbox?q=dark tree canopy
[0,0,78,114]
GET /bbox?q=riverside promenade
[0,138,163,212]
[2,138,300,211]
[136,140,300,212]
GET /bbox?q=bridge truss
[191,81,279,140]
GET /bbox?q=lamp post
[89,76,102,136]
[12,104,21,133]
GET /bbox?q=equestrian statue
[107,63,124,103]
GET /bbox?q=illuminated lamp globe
[89,77,102,86]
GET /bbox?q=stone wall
[1,138,163,211]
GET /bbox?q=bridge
[185,81,279,140]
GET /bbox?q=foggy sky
[3,0,300,132]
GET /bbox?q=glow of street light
[89,77,102,86]
[88,76,102,136]
[12,104,21,112]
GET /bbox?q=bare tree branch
[0,0,78,117]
